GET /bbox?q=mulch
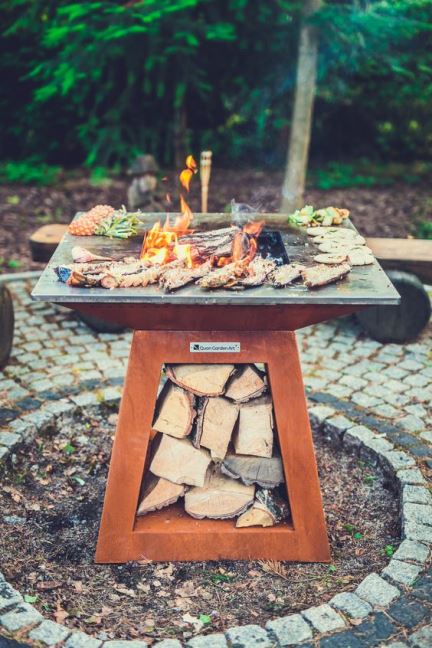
[0,171,429,274]
[0,404,399,644]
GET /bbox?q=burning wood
[138,155,198,267]
[178,227,240,262]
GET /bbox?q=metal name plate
[190,342,240,353]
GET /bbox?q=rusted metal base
[95,330,331,563]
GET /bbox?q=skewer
[200,150,212,213]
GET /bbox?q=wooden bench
[357,238,432,343]
[367,238,432,285]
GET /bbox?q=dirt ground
[0,405,400,644]
[0,170,429,274]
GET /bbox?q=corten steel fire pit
[32,212,399,563]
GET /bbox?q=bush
[0,159,61,185]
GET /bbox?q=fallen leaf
[54,602,69,623]
[36,581,62,591]
[26,502,41,511]
[154,563,174,579]
[182,612,204,633]
[114,585,136,597]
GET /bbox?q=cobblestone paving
[0,275,431,648]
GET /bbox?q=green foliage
[311,162,382,190]
[0,257,22,269]
[416,220,432,240]
[384,544,395,557]
[63,443,76,455]
[310,160,432,189]
[0,159,61,185]
[208,572,234,584]
[344,523,363,539]
[0,0,432,166]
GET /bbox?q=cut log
[193,397,239,461]
[234,396,274,458]
[152,381,196,438]
[149,435,211,487]
[255,488,290,523]
[179,227,240,261]
[166,364,235,396]
[137,475,185,516]
[236,488,290,528]
[236,506,274,528]
[184,470,255,519]
[159,261,211,292]
[225,365,266,403]
[221,453,284,488]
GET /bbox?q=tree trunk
[281,0,322,213]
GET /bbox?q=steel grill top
[31,213,400,306]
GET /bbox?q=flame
[140,155,197,268]
[179,155,198,192]
[217,220,264,267]
[140,154,264,272]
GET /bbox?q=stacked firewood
[137,364,290,527]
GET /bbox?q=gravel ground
[0,405,399,643]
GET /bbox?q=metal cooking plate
[32,216,400,306]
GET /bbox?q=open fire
[140,155,264,269]
[57,156,362,292]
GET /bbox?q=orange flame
[217,220,264,267]
[140,155,265,271]
[179,155,198,193]
[140,155,197,268]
